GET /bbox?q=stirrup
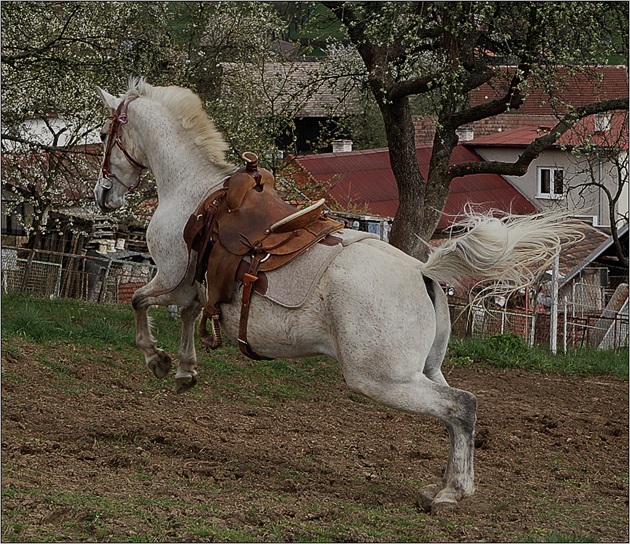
[198,310,222,350]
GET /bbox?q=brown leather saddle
[183,152,343,360]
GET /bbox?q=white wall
[5,118,100,151]
[472,146,621,227]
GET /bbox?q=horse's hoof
[148,351,172,379]
[431,498,459,515]
[174,372,198,394]
[417,484,441,513]
[431,489,460,515]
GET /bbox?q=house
[463,114,628,229]
[413,65,629,229]
[414,66,629,144]
[220,61,361,153]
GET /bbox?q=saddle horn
[242,152,258,172]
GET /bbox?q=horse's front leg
[174,298,203,393]
[131,289,173,379]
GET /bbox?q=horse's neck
[134,103,232,211]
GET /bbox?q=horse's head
[94,87,148,212]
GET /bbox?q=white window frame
[537,166,564,200]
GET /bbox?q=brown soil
[2,342,628,542]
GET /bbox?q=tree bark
[377,97,429,257]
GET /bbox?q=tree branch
[389,73,443,100]
[1,133,100,156]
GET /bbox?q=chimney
[456,126,474,142]
[332,139,353,153]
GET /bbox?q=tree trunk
[377,97,430,259]
[378,97,459,260]
[422,124,459,238]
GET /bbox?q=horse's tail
[418,210,584,301]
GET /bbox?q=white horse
[94,78,578,513]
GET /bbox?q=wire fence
[449,302,628,351]
[3,247,628,351]
[2,247,156,304]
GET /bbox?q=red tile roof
[290,145,537,230]
[470,66,628,116]
[465,110,628,149]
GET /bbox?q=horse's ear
[96,86,119,112]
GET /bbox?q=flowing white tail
[420,211,584,299]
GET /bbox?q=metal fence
[3,247,628,351]
[449,296,628,351]
[2,248,156,304]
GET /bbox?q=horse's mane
[126,77,231,167]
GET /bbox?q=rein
[100,95,147,193]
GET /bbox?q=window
[537,167,564,199]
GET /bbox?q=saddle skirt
[247,229,379,308]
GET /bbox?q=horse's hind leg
[418,279,476,510]
[349,374,476,513]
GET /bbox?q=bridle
[100,95,147,193]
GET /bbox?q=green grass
[1,294,144,349]
[520,529,599,542]
[448,333,628,379]
[3,295,626,384]
[1,293,341,406]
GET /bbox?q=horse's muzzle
[94,177,115,213]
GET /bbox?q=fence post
[563,296,568,353]
[54,263,62,298]
[98,260,113,303]
[550,253,560,354]
[21,249,35,292]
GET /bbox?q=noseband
[100,95,147,193]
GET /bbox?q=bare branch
[1,133,100,156]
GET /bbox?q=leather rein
[100,95,147,193]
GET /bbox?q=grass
[1,294,142,350]
[0,293,342,406]
[3,295,626,380]
[448,333,628,379]
[1,295,626,407]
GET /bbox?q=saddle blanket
[243,229,378,309]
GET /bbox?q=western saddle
[183,152,343,360]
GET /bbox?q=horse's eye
[100,132,108,143]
